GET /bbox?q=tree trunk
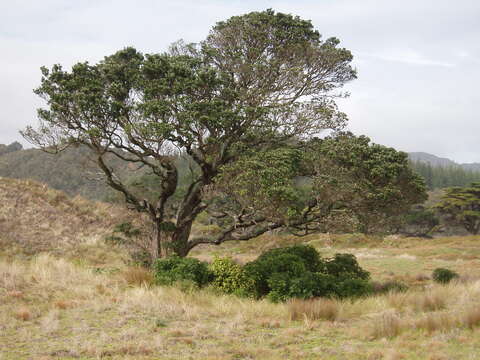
[151,220,175,261]
[172,221,194,257]
[150,219,195,260]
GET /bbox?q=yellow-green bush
[209,257,254,296]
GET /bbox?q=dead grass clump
[6,290,24,298]
[259,318,281,328]
[462,306,480,329]
[41,310,60,334]
[14,307,32,321]
[413,293,446,312]
[384,349,406,360]
[118,344,154,356]
[415,313,457,334]
[167,329,190,337]
[370,311,404,339]
[54,300,73,310]
[288,298,340,322]
[415,274,430,282]
[386,291,410,311]
[122,267,154,287]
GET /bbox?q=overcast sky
[1,0,479,162]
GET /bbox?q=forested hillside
[0,143,143,200]
[409,160,480,189]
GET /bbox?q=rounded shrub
[267,272,337,303]
[209,257,254,296]
[242,245,371,302]
[432,268,459,284]
[334,277,373,299]
[325,253,370,280]
[244,252,309,298]
[153,256,213,287]
[254,244,325,272]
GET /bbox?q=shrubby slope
[0,177,133,262]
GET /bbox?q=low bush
[432,268,459,284]
[242,245,370,302]
[267,272,339,302]
[334,277,373,299]
[372,280,409,294]
[255,244,326,272]
[153,245,372,302]
[325,253,370,280]
[209,257,254,296]
[244,251,310,298]
[153,256,213,287]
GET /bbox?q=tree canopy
[22,10,425,259]
[435,183,480,234]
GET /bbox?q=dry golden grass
[3,252,480,359]
[410,290,447,312]
[0,177,137,264]
[462,306,480,329]
[14,306,31,321]
[288,298,341,322]
[122,266,154,287]
[369,310,404,339]
[415,312,458,334]
[3,181,480,358]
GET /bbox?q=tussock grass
[462,306,480,329]
[288,298,341,322]
[369,310,404,339]
[415,312,458,334]
[410,290,447,312]
[122,266,154,287]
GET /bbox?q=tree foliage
[434,183,480,234]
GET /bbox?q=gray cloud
[1,0,479,162]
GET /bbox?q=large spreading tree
[22,10,426,259]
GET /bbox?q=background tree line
[409,160,480,190]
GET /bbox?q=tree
[22,10,424,259]
[401,205,439,237]
[307,133,427,233]
[0,141,23,156]
[434,183,480,234]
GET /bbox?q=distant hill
[408,152,480,171]
[408,152,457,168]
[0,141,22,156]
[0,142,140,200]
[408,152,480,189]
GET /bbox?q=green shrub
[243,245,370,302]
[209,257,254,296]
[254,245,325,272]
[244,252,308,298]
[432,268,459,284]
[334,277,373,298]
[153,256,213,287]
[267,272,337,303]
[372,280,409,294]
[325,253,370,280]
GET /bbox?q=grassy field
[2,178,480,359]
